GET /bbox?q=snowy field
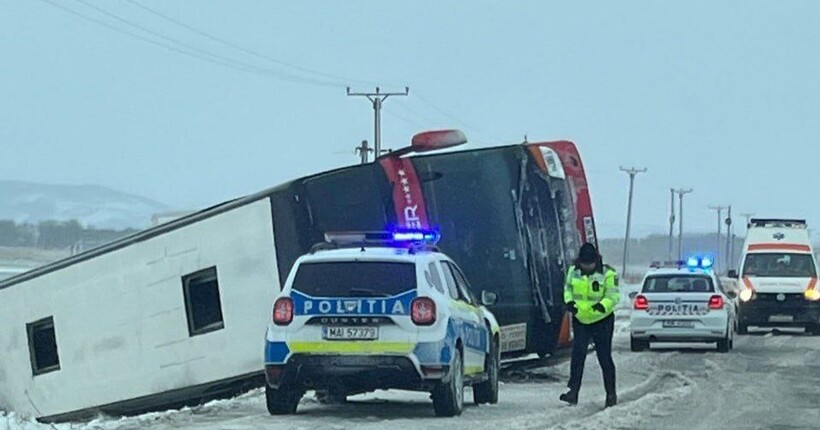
[3,298,820,430]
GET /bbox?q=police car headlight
[804,289,820,302]
[739,289,754,302]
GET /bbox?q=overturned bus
[270,135,597,357]
[0,132,597,422]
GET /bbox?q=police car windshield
[742,253,817,278]
[292,261,417,297]
[642,275,714,293]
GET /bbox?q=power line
[390,99,500,145]
[383,109,426,130]
[391,100,442,127]
[38,0,341,87]
[122,0,376,87]
[413,93,504,145]
[72,0,340,86]
[38,0,254,74]
[40,0,505,149]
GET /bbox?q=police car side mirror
[727,270,739,279]
[628,291,638,300]
[481,291,498,306]
[726,290,738,299]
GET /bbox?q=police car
[630,256,736,353]
[263,230,501,417]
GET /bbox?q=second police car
[630,256,737,353]
[263,230,501,417]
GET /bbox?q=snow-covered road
[4,312,819,430]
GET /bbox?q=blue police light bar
[686,255,714,269]
[324,229,441,246]
[392,229,441,244]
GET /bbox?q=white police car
[630,256,736,353]
[264,230,501,417]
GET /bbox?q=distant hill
[0,181,167,230]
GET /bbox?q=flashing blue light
[685,255,715,270]
[700,256,714,268]
[686,257,700,268]
[392,229,441,244]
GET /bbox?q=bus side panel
[410,148,541,355]
[0,199,279,419]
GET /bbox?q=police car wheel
[737,323,749,335]
[808,324,820,336]
[717,335,730,353]
[473,340,499,405]
[265,384,302,415]
[433,348,465,417]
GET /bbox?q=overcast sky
[2,1,819,238]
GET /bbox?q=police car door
[441,260,486,376]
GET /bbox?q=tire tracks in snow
[549,370,695,430]
[505,347,698,430]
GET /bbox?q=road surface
[3,312,818,430]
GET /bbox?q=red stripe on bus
[379,156,430,229]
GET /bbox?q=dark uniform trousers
[568,313,616,395]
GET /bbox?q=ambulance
[730,218,820,334]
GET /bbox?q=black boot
[605,393,617,408]
[559,390,578,405]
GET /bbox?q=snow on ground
[4,303,820,430]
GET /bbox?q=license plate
[322,326,379,340]
[662,320,695,328]
[769,315,794,323]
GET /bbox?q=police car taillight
[273,297,294,325]
[708,295,724,310]
[411,297,436,325]
[634,295,649,310]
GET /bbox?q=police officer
[560,242,619,408]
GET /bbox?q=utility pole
[619,166,647,276]
[347,87,409,158]
[740,212,755,230]
[708,205,726,272]
[725,205,733,271]
[669,189,676,262]
[355,140,372,164]
[674,188,693,261]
